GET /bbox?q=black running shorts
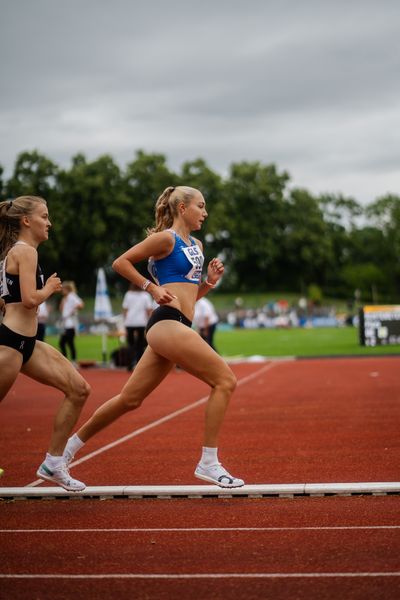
[0,323,36,363]
[145,306,192,334]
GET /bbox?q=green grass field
[45,326,400,362]
[215,327,400,357]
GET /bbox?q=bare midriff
[3,304,38,337]
[159,281,199,321]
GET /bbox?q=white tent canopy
[94,268,113,363]
[94,267,113,321]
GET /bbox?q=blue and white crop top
[0,241,44,304]
[148,230,204,285]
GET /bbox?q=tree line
[1,149,399,303]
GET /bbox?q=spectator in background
[122,283,153,370]
[194,296,219,351]
[36,300,49,341]
[59,281,83,364]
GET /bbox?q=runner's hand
[151,285,177,305]
[44,273,62,295]
[207,258,224,285]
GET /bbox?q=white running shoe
[36,462,86,492]
[195,463,245,488]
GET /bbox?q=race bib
[0,259,9,298]
[182,245,204,282]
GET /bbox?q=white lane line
[27,361,282,488]
[1,573,400,579]
[1,526,400,533]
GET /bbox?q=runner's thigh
[21,341,88,394]
[146,321,232,387]
[0,347,23,399]
[119,345,174,399]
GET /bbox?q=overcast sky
[1,0,399,204]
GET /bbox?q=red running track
[1,357,400,599]
[1,497,400,599]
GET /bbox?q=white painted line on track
[1,572,400,579]
[27,361,282,488]
[1,526,400,533]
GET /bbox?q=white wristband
[204,279,216,288]
[142,279,151,290]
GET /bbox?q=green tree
[218,161,289,290]
[54,153,129,293]
[4,149,400,301]
[122,150,175,244]
[279,188,334,292]
[365,194,400,298]
[318,194,363,296]
[3,151,60,273]
[341,263,385,302]
[319,194,363,229]
[5,150,58,199]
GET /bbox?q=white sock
[45,453,64,468]
[64,433,85,456]
[200,446,219,466]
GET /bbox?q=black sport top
[0,243,44,304]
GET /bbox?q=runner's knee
[70,377,91,407]
[215,370,237,395]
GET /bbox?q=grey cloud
[1,0,400,203]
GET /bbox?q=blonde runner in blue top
[63,185,244,488]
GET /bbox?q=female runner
[0,196,90,491]
[64,186,244,487]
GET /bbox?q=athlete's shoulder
[191,236,203,251]
[10,243,38,261]
[151,230,175,240]
[147,230,175,251]
[142,230,175,262]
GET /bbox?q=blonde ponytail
[147,186,175,235]
[147,186,199,235]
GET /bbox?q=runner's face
[184,193,208,231]
[25,203,51,242]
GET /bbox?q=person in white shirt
[193,296,219,351]
[36,300,49,341]
[122,283,153,370]
[59,281,84,362]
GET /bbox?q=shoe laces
[59,463,71,480]
[64,450,74,464]
[209,462,229,475]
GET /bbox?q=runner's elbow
[113,257,132,277]
[112,258,122,273]
[21,296,38,310]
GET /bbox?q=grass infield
[44,327,400,362]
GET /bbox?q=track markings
[1,572,400,579]
[1,525,400,533]
[27,361,282,488]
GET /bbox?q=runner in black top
[0,196,90,491]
